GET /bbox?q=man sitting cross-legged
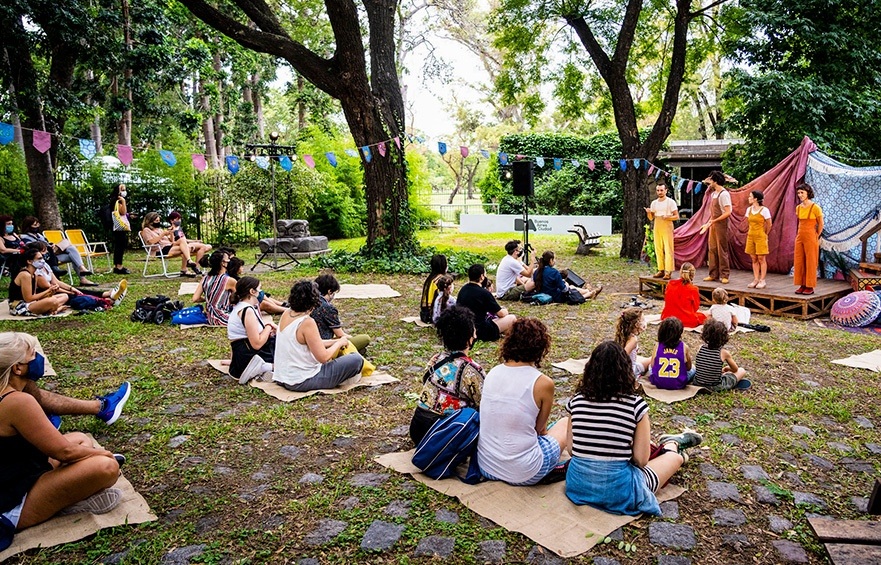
[495,240,536,301]
[457,263,517,342]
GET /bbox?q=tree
[178,0,414,251]
[493,0,728,259]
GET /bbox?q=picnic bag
[171,305,209,326]
[412,407,482,484]
[523,292,553,305]
[131,295,182,324]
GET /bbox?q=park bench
[568,224,602,255]
[807,479,881,564]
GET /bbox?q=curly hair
[615,308,643,347]
[657,317,684,349]
[577,341,636,401]
[796,182,815,200]
[499,318,551,368]
[533,250,555,292]
[315,273,341,295]
[435,306,476,351]
[288,280,320,313]
[679,262,696,284]
[701,319,729,349]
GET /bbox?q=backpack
[412,407,482,484]
[523,292,552,305]
[171,305,209,325]
[68,294,111,312]
[130,295,183,325]
[98,202,113,231]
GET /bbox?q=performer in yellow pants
[645,183,678,278]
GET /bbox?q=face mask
[257,290,265,303]
[27,353,45,381]
[5,225,13,234]
[119,191,127,198]
[173,220,181,227]
[152,222,161,228]
[29,225,42,233]
[33,259,46,270]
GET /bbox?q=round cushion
[831,291,881,327]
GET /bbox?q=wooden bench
[807,479,881,564]
[568,224,601,255]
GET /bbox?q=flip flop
[734,379,752,390]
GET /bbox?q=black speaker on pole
[512,161,534,196]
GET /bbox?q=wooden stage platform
[638,268,852,320]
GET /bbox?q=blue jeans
[280,353,364,392]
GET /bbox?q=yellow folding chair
[64,229,112,273]
[43,229,74,284]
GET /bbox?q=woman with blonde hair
[660,262,707,328]
[0,332,122,551]
[140,212,202,277]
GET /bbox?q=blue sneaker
[47,413,62,429]
[96,382,131,425]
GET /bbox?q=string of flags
[0,121,708,192]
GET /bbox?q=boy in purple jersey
[649,317,694,390]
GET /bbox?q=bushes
[0,146,33,221]
[314,244,488,275]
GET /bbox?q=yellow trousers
[654,221,675,273]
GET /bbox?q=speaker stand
[522,194,530,255]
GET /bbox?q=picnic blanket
[814,318,881,336]
[206,359,399,401]
[552,358,704,403]
[0,300,72,321]
[375,450,685,558]
[552,358,589,375]
[334,284,400,299]
[400,316,432,328]
[179,314,273,330]
[178,282,199,295]
[0,438,156,561]
[832,350,881,372]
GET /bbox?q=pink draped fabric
[673,136,817,274]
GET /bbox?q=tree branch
[564,15,611,79]
[611,0,644,70]
[690,0,732,19]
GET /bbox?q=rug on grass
[206,359,399,401]
[831,350,881,372]
[551,359,704,403]
[0,300,72,321]
[179,314,273,330]
[0,438,156,561]
[400,316,432,328]
[178,282,199,295]
[814,318,881,336]
[334,284,401,299]
[551,358,589,375]
[375,450,685,558]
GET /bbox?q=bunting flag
[191,153,207,172]
[279,155,293,171]
[303,154,316,169]
[79,139,96,160]
[159,149,176,167]
[535,156,544,168]
[255,156,269,170]
[345,148,358,157]
[686,180,695,193]
[619,159,627,171]
[325,152,338,167]
[499,153,508,165]
[226,155,240,174]
[572,159,580,168]
[117,145,133,166]
[604,160,612,171]
[460,146,469,158]
[694,182,703,194]
[677,178,685,190]
[648,164,655,175]
[480,149,490,159]
[406,134,415,143]
[33,130,51,154]
[0,122,13,145]
[553,158,562,170]
[377,142,386,157]
[655,168,662,180]
[393,136,401,150]
[361,146,372,162]
[588,159,595,171]
[438,141,447,155]
[633,158,641,169]
[415,136,425,143]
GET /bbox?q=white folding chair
[138,232,180,278]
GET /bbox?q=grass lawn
[3,230,879,563]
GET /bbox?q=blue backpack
[412,407,482,484]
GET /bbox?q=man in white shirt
[644,182,678,279]
[495,240,536,300]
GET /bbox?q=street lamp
[246,133,298,270]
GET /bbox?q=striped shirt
[566,394,648,460]
[693,345,724,388]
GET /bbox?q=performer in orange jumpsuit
[793,183,824,295]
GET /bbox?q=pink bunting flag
[648,164,655,175]
[460,146,469,158]
[377,142,386,157]
[686,180,695,193]
[32,130,51,154]
[587,160,595,171]
[303,154,315,169]
[117,145,133,166]
[191,154,207,172]
[515,154,525,160]
[394,136,401,150]
[604,160,612,171]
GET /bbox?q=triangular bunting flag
[226,155,240,174]
[686,180,694,193]
[604,160,612,171]
[191,153,207,172]
[480,149,490,159]
[361,146,372,162]
[345,149,358,157]
[438,141,447,155]
[694,182,703,194]
[619,159,627,171]
[648,164,655,175]
[377,142,386,157]
[633,159,641,169]
[303,154,316,168]
[406,134,415,143]
[0,122,13,145]
[572,159,580,168]
[160,150,176,167]
[553,158,562,170]
[279,156,293,171]
[256,156,269,170]
[676,178,685,190]
[460,146,469,158]
[79,139,96,160]
[535,156,544,168]
[394,136,401,150]
[117,145,133,166]
[587,160,595,171]
[655,168,662,179]
[325,152,338,167]
[32,130,51,154]
[499,153,508,165]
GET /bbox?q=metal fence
[429,203,499,222]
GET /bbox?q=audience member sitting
[410,306,485,445]
[167,211,212,267]
[25,242,127,306]
[533,251,601,303]
[456,263,516,342]
[224,254,286,315]
[228,276,278,384]
[9,248,68,316]
[0,215,24,272]
[478,318,571,485]
[616,307,650,377]
[708,287,738,332]
[565,340,702,515]
[20,216,96,286]
[0,332,125,551]
[139,212,202,277]
[660,262,707,328]
[420,254,448,323]
[648,317,695,390]
[693,320,748,392]
[273,281,365,392]
[193,250,236,326]
[495,240,535,301]
[431,275,456,323]
[311,273,371,353]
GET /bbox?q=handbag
[112,200,131,232]
[171,305,208,325]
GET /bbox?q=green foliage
[313,244,487,275]
[309,181,365,239]
[642,224,656,267]
[0,145,33,220]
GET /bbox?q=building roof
[658,139,744,168]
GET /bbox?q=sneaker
[114,453,126,468]
[113,267,131,275]
[239,355,265,385]
[111,279,128,306]
[658,430,703,452]
[47,413,62,429]
[58,488,122,516]
[96,382,131,424]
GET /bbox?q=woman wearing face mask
[110,184,131,275]
[192,250,236,325]
[20,216,96,286]
[167,211,212,268]
[140,212,202,277]
[0,215,24,273]
[9,248,69,316]
[227,276,278,384]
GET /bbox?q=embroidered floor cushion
[831,291,881,327]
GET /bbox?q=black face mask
[152,222,161,228]
[29,226,42,234]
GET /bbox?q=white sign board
[459,214,612,236]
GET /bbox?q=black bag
[567,287,586,305]
[565,269,586,288]
[98,202,113,231]
[130,295,183,325]
[419,305,433,324]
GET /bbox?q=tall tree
[180,0,414,251]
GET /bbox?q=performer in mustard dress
[793,183,824,295]
[744,190,772,289]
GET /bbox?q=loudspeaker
[512,161,534,196]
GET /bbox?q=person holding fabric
[110,184,131,275]
[744,190,772,289]
[793,183,824,295]
[660,262,707,328]
[193,250,236,325]
[700,171,734,284]
[644,182,678,279]
[495,240,535,300]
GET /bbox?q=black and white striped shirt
[693,345,724,388]
[566,394,648,460]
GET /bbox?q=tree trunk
[691,91,708,140]
[251,73,264,139]
[199,75,218,168]
[212,51,224,159]
[116,0,133,147]
[297,74,306,130]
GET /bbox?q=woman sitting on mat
[228,276,277,385]
[477,318,571,485]
[410,306,485,445]
[661,262,707,328]
[532,251,600,303]
[193,250,236,326]
[311,273,371,354]
[225,256,287,315]
[565,340,702,515]
[273,281,365,393]
[0,332,123,551]
[8,248,69,316]
[140,212,202,278]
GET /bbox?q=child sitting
[708,287,738,332]
[431,275,456,323]
[693,320,748,392]
[616,308,650,377]
[648,317,695,390]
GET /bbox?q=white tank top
[477,364,543,483]
[273,313,321,386]
[227,302,262,341]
